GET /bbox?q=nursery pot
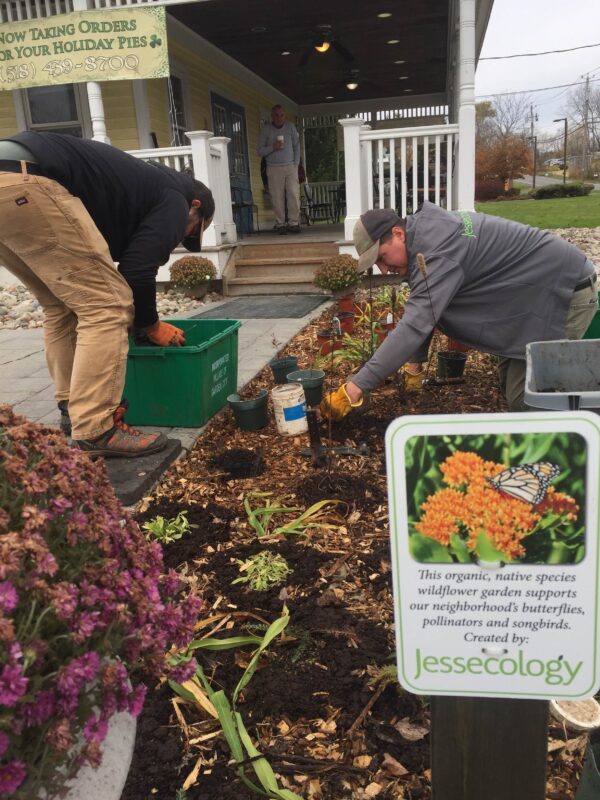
[336,293,356,313]
[227,390,269,431]
[576,740,600,799]
[445,336,470,353]
[271,383,308,435]
[269,356,299,384]
[437,350,468,379]
[337,311,355,334]
[184,283,209,300]
[316,329,343,356]
[286,369,326,407]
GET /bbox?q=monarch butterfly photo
[486,462,561,506]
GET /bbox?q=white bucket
[271,383,308,436]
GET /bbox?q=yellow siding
[0,93,18,138]
[168,39,298,222]
[102,81,139,151]
[145,78,171,148]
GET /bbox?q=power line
[480,41,600,61]
[476,76,600,99]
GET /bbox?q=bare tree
[490,93,531,139]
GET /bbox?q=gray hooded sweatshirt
[352,201,595,392]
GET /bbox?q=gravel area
[1,226,599,330]
[0,287,223,330]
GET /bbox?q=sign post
[385,411,600,797]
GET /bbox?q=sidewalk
[0,298,329,454]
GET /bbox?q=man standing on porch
[258,105,301,234]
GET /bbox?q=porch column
[186,130,219,248]
[340,118,366,240]
[210,136,237,245]
[457,0,476,210]
[87,83,110,144]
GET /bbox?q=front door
[210,93,253,234]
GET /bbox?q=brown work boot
[58,400,71,437]
[74,401,167,458]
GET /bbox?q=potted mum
[313,254,362,312]
[0,406,202,799]
[169,255,217,300]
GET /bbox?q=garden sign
[385,411,600,700]
[0,6,168,91]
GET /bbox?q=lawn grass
[475,193,600,228]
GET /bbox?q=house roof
[169,0,451,107]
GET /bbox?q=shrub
[531,182,594,200]
[475,180,505,201]
[170,256,216,289]
[313,254,362,293]
[0,407,202,798]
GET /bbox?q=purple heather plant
[0,406,202,798]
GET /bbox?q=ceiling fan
[299,24,355,68]
[336,68,381,93]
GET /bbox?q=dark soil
[208,447,266,479]
[122,303,585,800]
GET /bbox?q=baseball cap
[353,209,402,271]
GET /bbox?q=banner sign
[385,411,600,700]
[0,7,168,91]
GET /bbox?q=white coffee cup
[276,134,284,145]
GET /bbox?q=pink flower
[45,718,74,753]
[0,583,17,614]
[0,664,28,707]
[21,689,55,728]
[0,760,26,794]
[83,714,108,744]
[169,657,198,685]
[0,730,9,758]
[128,684,147,717]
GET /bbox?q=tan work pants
[267,163,300,227]
[0,167,133,439]
[498,279,599,411]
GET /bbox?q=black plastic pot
[269,356,299,384]
[437,350,468,379]
[286,369,326,407]
[227,390,269,431]
[576,740,600,798]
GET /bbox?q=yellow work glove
[144,321,186,347]
[402,366,424,393]
[319,383,363,422]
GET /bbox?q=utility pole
[528,136,538,189]
[554,118,568,184]
[583,76,590,179]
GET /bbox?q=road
[521,174,600,191]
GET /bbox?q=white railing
[340,118,459,240]
[0,0,72,21]
[126,130,237,251]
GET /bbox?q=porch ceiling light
[387,39,400,44]
[394,60,405,64]
[377,12,392,17]
[346,80,359,90]
[314,39,331,53]
[281,51,291,56]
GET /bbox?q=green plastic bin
[123,319,241,427]
[583,309,600,339]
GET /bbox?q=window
[25,84,84,137]
[168,74,188,146]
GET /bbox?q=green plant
[232,551,291,591]
[0,406,201,798]
[170,255,217,289]
[175,790,189,800]
[142,510,192,544]
[243,492,341,538]
[313,254,362,293]
[170,609,301,800]
[531,182,594,200]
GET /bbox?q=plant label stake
[385,412,600,800]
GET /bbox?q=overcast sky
[476,0,600,141]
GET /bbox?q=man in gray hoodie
[321,203,598,420]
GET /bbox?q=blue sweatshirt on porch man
[8,131,199,328]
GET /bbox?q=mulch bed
[122,302,587,800]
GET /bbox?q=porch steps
[224,240,338,296]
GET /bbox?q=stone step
[235,262,320,279]
[236,241,338,260]
[226,276,326,296]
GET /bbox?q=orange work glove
[144,321,186,347]
[319,383,363,422]
[402,365,424,392]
